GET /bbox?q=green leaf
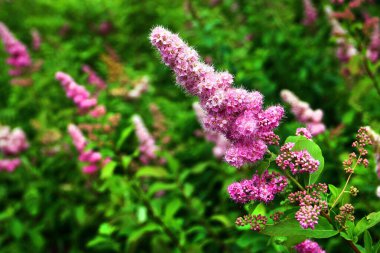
[121,155,133,169]
[260,217,338,238]
[364,230,373,253]
[210,215,232,227]
[135,167,168,178]
[10,219,24,239]
[127,223,161,251]
[355,212,380,236]
[147,182,177,197]
[252,203,266,216]
[165,199,182,220]
[291,136,325,184]
[116,125,133,150]
[99,223,116,236]
[100,161,117,179]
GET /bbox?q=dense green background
[0,0,379,252]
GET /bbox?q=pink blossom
[0,126,29,156]
[89,105,107,118]
[67,124,87,152]
[303,0,318,26]
[325,6,357,63]
[295,205,321,229]
[0,158,21,172]
[295,239,325,253]
[132,115,158,164]
[150,27,284,168]
[31,28,41,51]
[56,71,106,117]
[82,65,106,90]
[281,90,325,136]
[193,102,230,159]
[67,124,106,174]
[296,128,312,139]
[227,170,288,203]
[0,22,32,76]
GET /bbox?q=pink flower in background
[132,115,158,164]
[325,6,357,63]
[228,170,288,203]
[150,26,284,168]
[295,239,325,253]
[331,0,344,4]
[55,71,107,117]
[0,126,28,172]
[68,124,87,152]
[281,90,325,136]
[31,28,41,51]
[67,124,106,174]
[98,21,113,36]
[0,158,21,172]
[0,22,32,76]
[302,0,318,26]
[367,23,380,63]
[193,102,230,159]
[82,65,107,90]
[0,126,29,155]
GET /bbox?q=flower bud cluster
[228,170,288,204]
[235,214,268,231]
[0,22,32,76]
[288,184,328,229]
[335,203,355,229]
[55,71,106,118]
[280,90,325,136]
[150,27,284,168]
[276,142,320,174]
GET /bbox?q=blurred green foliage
[0,0,379,252]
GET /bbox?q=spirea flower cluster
[227,170,288,204]
[289,184,328,229]
[82,65,107,90]
[68,124,108,174]
[150,26,284,168]
[281,90,325,136]
[31,28,41,51]
[132,115,158,164]
[276,142,320,174]
[0,126,29,172]
[55,71,106,118]
[335,203,355,229]
[193,102,230,158]
[302,0,318,26]
[294,239,326,253]
[0,22,32,76]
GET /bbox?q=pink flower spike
[132,115,158,164]
[67,124,87,152]
[0,158,21,172]
[151,27,284,168]
[0,22,32,77]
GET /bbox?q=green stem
[284,171,305,191]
